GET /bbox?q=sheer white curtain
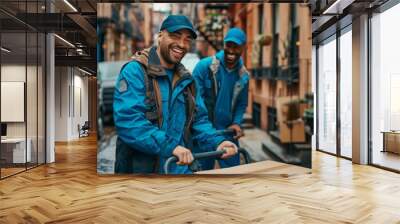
[318,37,337,154]
[340,30,352,158]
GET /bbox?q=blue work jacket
[192,50,249,131]
[113,47,225,174]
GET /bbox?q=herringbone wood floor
[1,135,400,223]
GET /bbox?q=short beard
[225,55,240,68]
[160,45,175,65]
[160,43,184,65]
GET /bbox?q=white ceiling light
[1,47,11,53]
[323,0,355,15]
[54,34,75,48]
[63,0,78,12]
[78,67,92,76]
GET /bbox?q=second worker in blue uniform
[192,28,250,170]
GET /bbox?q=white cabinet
[1,138,32,163]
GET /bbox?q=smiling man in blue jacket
[113,15,238,174]
[192,28,250,170]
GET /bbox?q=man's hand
[172,146,194,165]
[217,141,238,159]
[228,124,244,140]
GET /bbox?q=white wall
[1,65,40,138]
[1,63,46,164]
[352,14,369,164]
[1,82,25,122]
[45,5,56,164]
[340,30,353,158]
[55,66,69,141]
[1,65,26,136]
[312,45,316,150]
[54,67,89,141]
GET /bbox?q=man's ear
[158,31,165,39]
[156,31,162,47]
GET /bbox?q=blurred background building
[229,3,313,166]
[97,3,153,62]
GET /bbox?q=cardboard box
[276,96,298,123]
[299,103,309,117]
[279,120,306,143]
[385,133,400,154]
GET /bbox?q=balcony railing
[276,64,299,84]
[267,106,278,132]
[252,102,261,128]
[250,67,276,80]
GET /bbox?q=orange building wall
[231,3,312,131]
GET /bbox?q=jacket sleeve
[113,62,179,157]
[190,86,226,152]
[232,81,249,126]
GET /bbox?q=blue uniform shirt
[165,68,174,82]
[193,50,249,130]
[192,50,249,169]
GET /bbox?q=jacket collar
[147,47,167,77]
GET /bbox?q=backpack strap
[232,65,249,110]
[183,82,196,145]
[131,47,163,128]
[141,72,162,173]
[205,56,220,124]
[143,73,163,128]
[239,65,249,77]
[209,56,220,96]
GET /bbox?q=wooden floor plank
[0,135,400,223]
[196,160,310,175]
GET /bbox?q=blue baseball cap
[160,15,197,39]
[224,27,246,45]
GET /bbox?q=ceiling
[0,0,97,74]
[311,0,390,43]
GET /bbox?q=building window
[317,35,337,155]
[289,3,298,27]
[258,4,264,67]
[272,4,279,70]
[339,27,352,158]
[258,4,264,34]
[289,4,299,68]
[272,4,279,34]
[371,3,400,171]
